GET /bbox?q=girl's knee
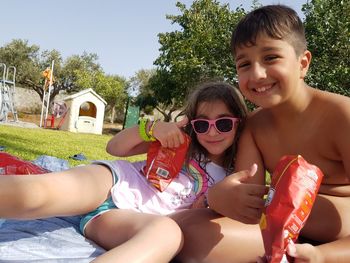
[12,178,50,217]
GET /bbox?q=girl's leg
[0,164,113,219]
[85,209,183,263]
[171,208,264,263]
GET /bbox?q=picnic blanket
[0,153,105,262]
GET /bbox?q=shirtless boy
[175,5,350,263]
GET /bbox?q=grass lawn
[0,125,145,167]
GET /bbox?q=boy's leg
[171,208,264,263]
[0,164,113,218]
[85,209,183,263]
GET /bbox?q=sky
[2,0,306,79]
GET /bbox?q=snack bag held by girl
[259,155,324,263]
[143,132,191,192]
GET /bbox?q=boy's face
[234,34,308,108]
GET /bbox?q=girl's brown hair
[182,81,247,175]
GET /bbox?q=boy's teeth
[255,85,271,93]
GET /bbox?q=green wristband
[139,118,152,142]
[148,119,158,142]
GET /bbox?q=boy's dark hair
[231,5,307,56]
[182,81,247,174]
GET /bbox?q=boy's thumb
[234,163,258,183]
[286,240,314,260]
[176,116,189,127]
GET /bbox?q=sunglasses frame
[190,117,240,134]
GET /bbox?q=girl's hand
[286,240,325,263]
[152,117,188,148]
[208,164,269,224]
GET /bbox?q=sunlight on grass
[0,125,145,166]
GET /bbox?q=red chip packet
[0,152,49,175]
[143,132,191,192]
[259,155,324,263]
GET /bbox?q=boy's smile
[234,34,306,108]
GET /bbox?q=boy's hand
[152,117,188,148]
[286,241,324,263]
[229,164,268,224]
[208,164,269,224]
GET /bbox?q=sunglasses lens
[216,118,234,132]
[193,120,209,133]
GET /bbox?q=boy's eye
[265,55,279,62]
[237,62,250,69]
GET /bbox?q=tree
[303,0,350,96]
[0,39,41,87]
[149,0,246,120]
[0,39,103,104]
[130,69,157,115]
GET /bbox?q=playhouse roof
[63,88,107,105]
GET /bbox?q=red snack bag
[143,132,191,192]
[259,155,324,263]
[0,152,49,175]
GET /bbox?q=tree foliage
[303,0,350,96]
[130,69,157,115]
[148,0,246,120]
[0,39,104,101]
[0,39,128,118]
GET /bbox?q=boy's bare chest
[254,125,347,185]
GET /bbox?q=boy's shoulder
[246,107,271,126]
[314,89,350,114]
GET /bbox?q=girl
[0,81,247,263]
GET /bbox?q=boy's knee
[156,216,184,251]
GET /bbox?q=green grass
[0,125,145,166]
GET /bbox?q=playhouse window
[79,101,97,118]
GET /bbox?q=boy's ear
[300,50,312,79]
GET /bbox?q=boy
[174,4,350,263]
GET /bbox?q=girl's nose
[207,124,219,136]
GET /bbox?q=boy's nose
[251,63,267,80]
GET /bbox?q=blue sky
[2,0,306,79]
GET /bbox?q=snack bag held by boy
[259,155,324,263]
[143,132,191,192]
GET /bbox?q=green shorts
[79,162,118,235]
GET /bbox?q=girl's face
[194,100,237,165]
[234,34,307,109]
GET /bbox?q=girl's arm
[106,118,189,157]
[106,125,150,157]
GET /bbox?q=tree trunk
[110,104,116,124]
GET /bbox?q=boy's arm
[334,103,350,183]
[234,124,266,184]
[207,126,268,224]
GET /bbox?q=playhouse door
[75,116,95,133]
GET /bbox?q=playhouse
[59,88,106,134]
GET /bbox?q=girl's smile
[195,100,237,165]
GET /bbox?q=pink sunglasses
[190,117,240,134]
